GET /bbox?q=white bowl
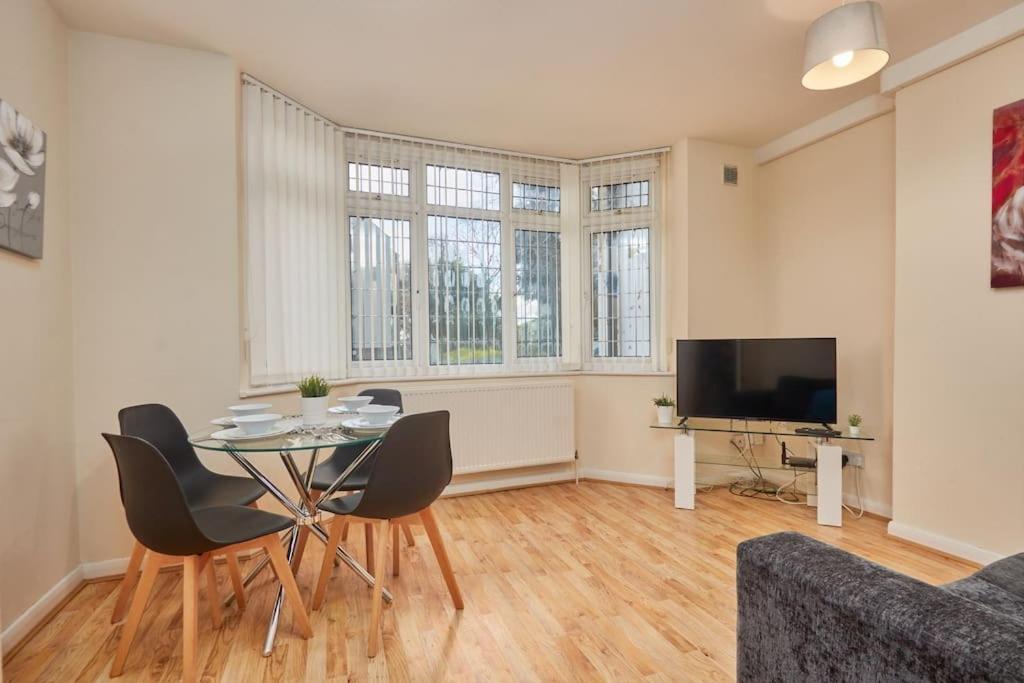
[228,403,272,417]
[357,404,400,425]
[233,413,282,436]
[337,395,373,411]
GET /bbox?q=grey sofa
[737,532,1024,682]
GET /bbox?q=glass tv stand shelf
[650,420,873,527]
[649,421,874,442]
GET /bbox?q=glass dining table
[189,415,389,656]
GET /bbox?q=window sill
[239,369,673,398]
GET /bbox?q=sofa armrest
[737,532,1024,682]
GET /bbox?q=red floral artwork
[992,98,1024,288]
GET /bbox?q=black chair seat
[318,492,363,516]
[184,473,266,509]
[193,506,294,548]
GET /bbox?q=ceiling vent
[723,165,739,186]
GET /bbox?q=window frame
[580,158,663,373]
[242,108,664,390]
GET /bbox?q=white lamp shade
[802,1,890,90]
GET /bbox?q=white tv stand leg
[674,432,695,509]
[815,442,843,527]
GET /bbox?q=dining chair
[110,404,267,623]
[311,411,464,657]
[102,433,312,682]
[305,388,415,577]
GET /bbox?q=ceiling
[51,0,1020,158]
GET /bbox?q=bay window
[242,76,665,388]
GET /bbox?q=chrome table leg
[262,527,299,656]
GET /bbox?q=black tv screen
[675,338,837,423]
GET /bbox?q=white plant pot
[656,405,675,426]
[301,396,328,425]
[848,425,861,437]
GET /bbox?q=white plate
[342,416,400,431]
[210,424,293,441]
[211,416,236,427]
[327,406,357,414]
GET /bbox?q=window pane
[515,230,561,358]
[512,182,561,213]
[348,162,410,197]
[591,227,650,358]
[426,165,500,210]
[590,180,649,211]
[427,216,502,365]
[349,216,413,361]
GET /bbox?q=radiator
[402,382,575,474]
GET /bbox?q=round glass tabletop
[189,415,387,452]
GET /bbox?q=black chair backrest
[118,404,208,491]
[360,388,403,412]
[351,411,452,520]
[102,433,215,556]
[323,388,406,467]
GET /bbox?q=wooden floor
[4,482,976,682]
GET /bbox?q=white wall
[0,0,78,641]
[891,35,1024,560]
[759,114,896,514]
[69,32,240,564]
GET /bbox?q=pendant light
[802,1,890,90]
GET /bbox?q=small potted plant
[653,395,676,426]
[297,374,330,425]
[847,413,863,436]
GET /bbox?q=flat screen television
[675,338,837,424]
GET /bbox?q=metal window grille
[348,162,410,196]
[426,164,501,211]
[427,215,503,365]
[590,180,650,211]
[349,216,414,362]
[512,182,561,213]
[514,229,562,358]
[590,227,651,358]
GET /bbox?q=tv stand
[651,422,873,527]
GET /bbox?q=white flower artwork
[0,97,46,258]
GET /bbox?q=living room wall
[890,35,1024,560]
[0,0,78,650]
[68,32,240,565]
[758,114,896,515]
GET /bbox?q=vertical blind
[243,81,346,385]
[242,75,666,387]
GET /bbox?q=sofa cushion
[942,553,1024,624]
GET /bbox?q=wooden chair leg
[312,489,341,567]
[111,552,163,677]
[263,536,314,638]
[111,541,147,623]
[313,518,345,610]
[341,519,350,542]
[182,556,200,683]
[420,507,464,609]
[367,519,389,658]
[291,526,310,575]
[202,555,223,629]
[225,552,247,609]
[365,523,375,579]
[402,524,416,547]
[392,523,400,577]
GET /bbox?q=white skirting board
[1,565,84,656]
[887,521,1006,566]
